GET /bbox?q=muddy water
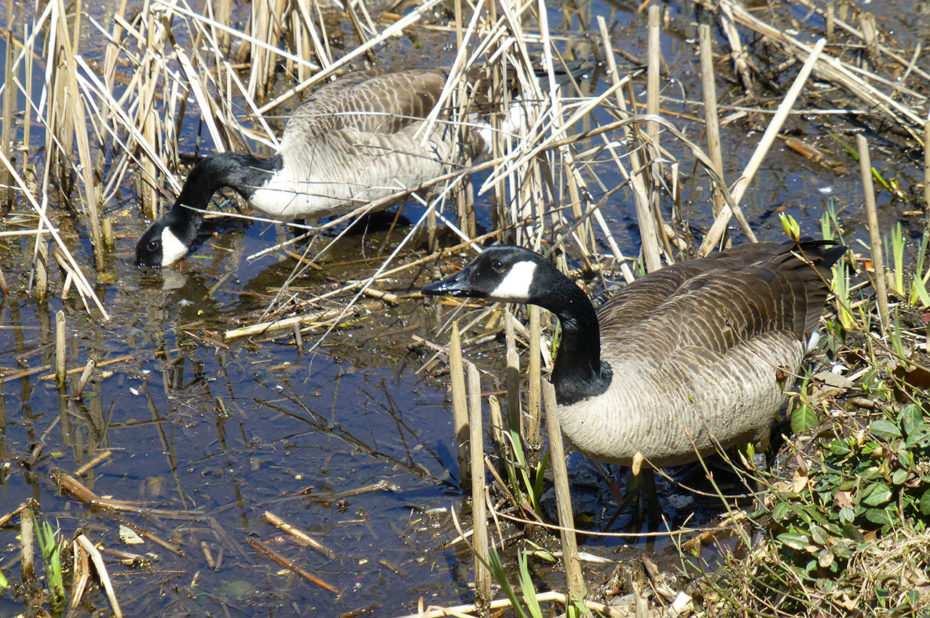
[1,0,928,615]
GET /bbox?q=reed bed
[1,0,929,615]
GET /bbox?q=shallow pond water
[1,0,928,615]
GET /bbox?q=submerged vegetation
[0,0,928,615]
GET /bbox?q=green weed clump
[699,390,930,616]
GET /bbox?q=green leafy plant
[772,401,930,570]
[487,548,543,618]
[908,232,930,308]
[501,429,549,515]
[779,212,801,242]
[888,223,906,298]
[34,515,66,608]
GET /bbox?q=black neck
[166,152,283,245]
[538,265,612,405]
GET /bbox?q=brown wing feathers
[597,241,842,357]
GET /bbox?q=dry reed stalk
[699,38,825,255]
[33,235,48,302]
[162,4,320,82]
[55,310,66,384]
[534,0,595,254]
[101,217,114,250]
[50,0,103,268]
[488,395,505,452]
[21,503,34,581]
[23,20,35,159]
[1,1,14,210]
[541,379,584,600]
[247,538,338,593]
[74,533,123,617]
[211,0,232,50]
[398,590,633,618]
[709,0,926,132]
[255,0,445,115]
[717,0,755,97]
[591,17,663,271]
[698,24,726,219]
[73,358,96,398]
[646,5,661,154]
[262,511,337,560]
[925,114,930,226]
[624,80,665,271]
[70,534,91,610]
[1,151,107,318]
[246,0,272,100]
[449,322,471,489]
[524,305,542,452]
[292,0,331,68]
[466,361,491,605]
[797,0,930,81]
[857,134,890,334]
[47,3,74,196]
[504,310,522,435]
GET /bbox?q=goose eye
[148,239,160,251]
[491,260,505,273]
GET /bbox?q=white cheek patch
[489,260,536,302]
[160,227,189,267]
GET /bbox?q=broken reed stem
[262,511,337,560]
[488,395,506,452]
[52,0,103,269]
[541,379,584,599]
[55,310,66,385]
[525,305,542,454]
[646,5,661,152]
[466,361,491,606]
[21,504,34,581]
[34,235,48,301]
[248,538,338,593]
[213,0,232,50]
[504,311,522,435]
[623,79,663,273]
[698,24,727,219]
[857,134,890,334]
[924,114,930,229]
[699,38,826,255]
[73,358,96,398]
[74,533,123,617]
[449,322,471,490]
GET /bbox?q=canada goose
[422,240,845,473]
[135,64,568,268]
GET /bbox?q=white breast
[557,332,805,468]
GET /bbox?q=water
[1,0,928,614]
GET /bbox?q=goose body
[136,67,497,267]
[422,241,845,469]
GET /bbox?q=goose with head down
[422,240,845,477]
[135,65,536,268]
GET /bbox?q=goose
[135,65,555,268]
[422,240,845,478]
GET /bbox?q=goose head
[135,212,192,268]
[422,246,552,303]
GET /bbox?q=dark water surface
[1,0,927,614]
